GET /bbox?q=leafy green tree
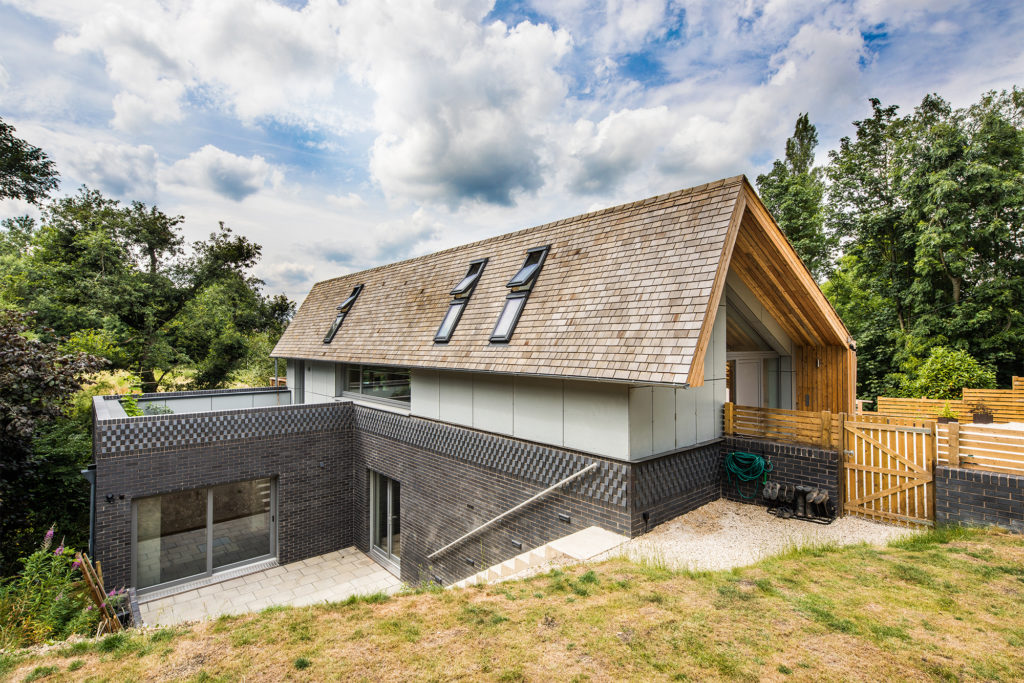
[0,117,59,205]
[4,188,293,391]
[901,347,997,399]
[0,311,104,575]
[757,113,833,280]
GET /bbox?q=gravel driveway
[612,499,914,571]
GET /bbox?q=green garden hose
[725,451,773,499]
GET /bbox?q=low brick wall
[92,402,353,589]
[721,437,841,512]
[935,466,1024,533]
[352,406,630,585]
[630,443,721,535]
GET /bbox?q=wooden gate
[843,416,936,526]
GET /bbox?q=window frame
[339,363,411,407]
[490,246,549,343]
[131,477,278,594]
[323,284,364,344]
[434,258,487,344]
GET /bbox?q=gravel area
[611,499,915,571]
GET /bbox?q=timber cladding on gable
[273,177,745,386]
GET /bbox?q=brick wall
[935,466,1024,533]
[351,407,630,584]
[629,443,720,535]
[720,437,841,512]
[93,402,353,589]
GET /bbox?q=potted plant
[937,403,959,424]
[971,403,994,424]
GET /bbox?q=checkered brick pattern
[631,443,721,534]
[936,466,1024,533]
[353,406,628,508]
[95,402,347,456]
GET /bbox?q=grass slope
[3,527,1022,682]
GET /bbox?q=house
[90,175,855,596]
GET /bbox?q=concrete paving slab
[138,547,403,626]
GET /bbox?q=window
[342,364,411,404]
[323,284,364,344]
[134,478,275,591]
[490,246,549,342]
[435,258,487,343]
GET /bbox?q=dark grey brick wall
[936,466,1024,533]
[351,407,630,584]
[93,402,353,589]
[629,443,721,535]
[720,437,841,511]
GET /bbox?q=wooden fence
[725,403,842,449]
[937,422,1024,475]
[874,378,1024,423]
[726,402,1023,478]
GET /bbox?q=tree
[902,347,997,400]
[0,117,59,205]
[4,188,294,391]
[756,113,833,280]
[0,311,104,575]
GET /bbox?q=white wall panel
[438,372,474,425]
[628,386,653,458]
[652,386,676,455]
[563,380,629,458]
[675,387,697,448]
[473,374,514,436]
[410,369,440,420]
[513,376,564,447]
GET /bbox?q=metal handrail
[426,462,599,560]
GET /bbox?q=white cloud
[163,145,283,201]
[327,192,367,210]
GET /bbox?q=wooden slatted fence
[937,423,1024,476]
[726,403,841,449]
[875,379,1024,423]
[842,414,935,527]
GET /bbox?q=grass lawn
[3,526,1022,682]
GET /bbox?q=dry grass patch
[4,526,1022,681]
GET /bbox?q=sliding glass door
[369,471,400,573]
[134,478,275,591]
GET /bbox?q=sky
[1,0,1022,302]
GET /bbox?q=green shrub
[0,528,99,649]
[908,347,997,399]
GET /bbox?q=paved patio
[138,547,403,626]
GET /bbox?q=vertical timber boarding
[842,414,936,527]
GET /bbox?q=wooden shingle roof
[273,176,750,385]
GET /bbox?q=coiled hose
[724,451,772,499]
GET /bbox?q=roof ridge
[310,175,746,288]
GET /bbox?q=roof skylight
[434,259,487,343]
[490,246,549,343]
[323,284,364,344]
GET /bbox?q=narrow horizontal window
[435,258,487,344]
[490,246,549,343]
[323,284,363,344]
[342,364,410,404]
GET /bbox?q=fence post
[947,421,960,468]
[724,402,734,436]
[821,410,832,449]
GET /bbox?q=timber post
[947,421,960,468]
[724,402,734,436]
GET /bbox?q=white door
[735,359,761,407]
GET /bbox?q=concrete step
[447,526,627,589]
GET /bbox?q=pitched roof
[272,176,799,385]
